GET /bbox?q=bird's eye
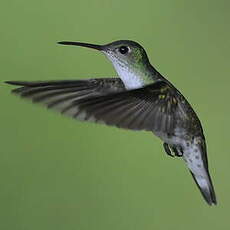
[118,46,129,54]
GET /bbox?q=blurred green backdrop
[1,0,230,229]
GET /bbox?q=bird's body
[6,40,217,205]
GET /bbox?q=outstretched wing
[6,79,186,134]
[6,77,125,113]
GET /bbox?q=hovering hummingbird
[6,40,217,205]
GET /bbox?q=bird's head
[58,40,153,89]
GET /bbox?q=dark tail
[190,170,217,205]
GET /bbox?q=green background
[1,0,229,229]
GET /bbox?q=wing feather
[6,79,186,134]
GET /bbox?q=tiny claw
[163,143,175,157]
[172,146,183,157]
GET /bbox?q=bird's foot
[171,146,183,157]
[163,143,174,157]
[163,143,183,158]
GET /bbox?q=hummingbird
[6,40,217,205]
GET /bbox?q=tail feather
[182,137,217,206]
[190,171,217,205]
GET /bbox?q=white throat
[111,61,144,90]
[105,53,145,90]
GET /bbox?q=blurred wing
[7,79,185,133]
[6,77,125,114]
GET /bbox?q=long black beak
[57,41,103,51]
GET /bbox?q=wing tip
[5,81,17,85]
[5,81,31,86]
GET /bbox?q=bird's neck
[112,61,164,90]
